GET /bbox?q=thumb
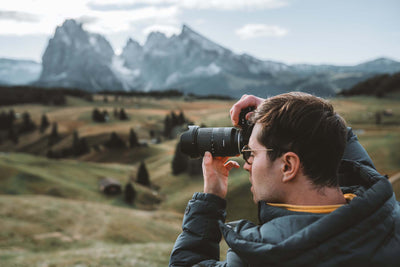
[203,151,213,166]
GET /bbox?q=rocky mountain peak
[38,19,121,91]
[181,24,197,36]
[61,19,82,31]
[124,38,142,50]
[121,37,144,69]
[33,19,400,97]
[145,32,168,50]
[52,19,86,46]
[178,24,226,55]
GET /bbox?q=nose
[243,162,251,172]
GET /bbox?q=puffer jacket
[169,129,400,266]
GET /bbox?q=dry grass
[0,195,182,266]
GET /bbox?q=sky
[0,0,399,65]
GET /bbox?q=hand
[230,94,264,126]
[202,152,240,199]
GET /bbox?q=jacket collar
[257,160,390,224]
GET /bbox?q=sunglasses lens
[241,146,251,164]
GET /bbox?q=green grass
[1,242,175,267]
[0,195,181,266]
[0,153,162,208]
[331,96,400,176]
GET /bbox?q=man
[169,93,400,266]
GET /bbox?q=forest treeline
[340,72,400,97]
[0,86,92,106]
[0,86,233,106]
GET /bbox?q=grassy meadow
[0,94,399,266]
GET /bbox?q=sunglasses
[241,145,273,165]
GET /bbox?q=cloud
[143,24,181,37]
[180,0,288,10]
[76,15,99,25]
[0,10,40,22]
[236,24,288,39]
[87,0,288,11]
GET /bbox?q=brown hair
[252,92,347,187]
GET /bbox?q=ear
[281,152,301,183]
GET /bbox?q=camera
[180,107,255,158]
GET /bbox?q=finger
[202,151,213,167]
[204,151,212,161]
[230,95,261,126]
[224,160,240,171]
[202,152,213,177]
[245,111,254,121]
[230,103,243,126]
[214,156,231,164]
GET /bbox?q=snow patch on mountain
[110,56,140,90]
[191,63,221,76]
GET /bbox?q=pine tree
[137,161,150,187]
[50,122,59,138]
[170,111,178,127]
[48,122,59,146]
[8,109,16,122]
[129,128,139,148]
[20,112,36,133]
[172,142,189,175]
[72,130,80,156]
[104,132,126,149]
[119,108,128,120]
[92,108,105,122]
[163,115,172,138]
[124,183,136,205]
[0,111,8,130]
[149,129,155,139]
[178,111,186,125]
[40,114,50,133]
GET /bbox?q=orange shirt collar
[267,193,356,214]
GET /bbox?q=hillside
[0,94,399,265]
[340,72,400,97]
[0,195,182,266]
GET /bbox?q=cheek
[252,157,268,182]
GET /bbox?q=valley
[0,94,399,266]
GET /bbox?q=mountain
[0,58,41,85]
[119,25,292,95]
[21,19,400,96]
[353,58,400,73]
[36,19,125,91]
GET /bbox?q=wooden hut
[99,178,122,195]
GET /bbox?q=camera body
[180,107,255,158]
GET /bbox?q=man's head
[244,92,347,203]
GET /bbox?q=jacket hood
[219,161,399,266]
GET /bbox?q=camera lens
[180,125,243,158]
